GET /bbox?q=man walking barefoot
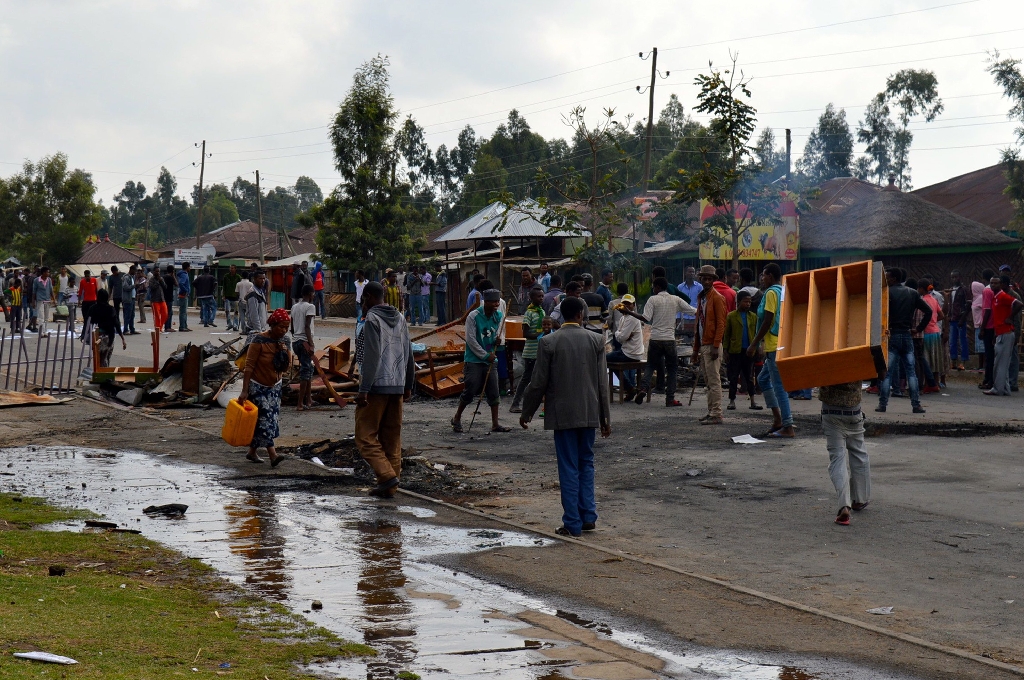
[355,282,415,498]
[520,297,611,537]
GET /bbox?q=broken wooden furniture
[776,260,888,392]
[91,329,161,384]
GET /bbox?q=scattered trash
[732,434,766,444]
[12,652,78,665]
[85,520,117,529]
[433,463,446,471]
[866,606,894,615]
[685,469,703,477]
[311,600,323,610]
[219,662,231,668]
[310,456,326,467]
[143,503,188,517]
[47,566,66,577]
[120,584,127,589]
[1005,600,1015,604]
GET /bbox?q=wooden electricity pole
[194,140,206,249]
[641,47,658,195]
[785,128,792,183]
[256,170,265,265]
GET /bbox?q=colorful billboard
[698,195,799,261]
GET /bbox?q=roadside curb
[397,487,1024,677]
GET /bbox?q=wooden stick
[314,359,348,408]
[411,317,462,342]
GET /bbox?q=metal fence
[0,322,94,394]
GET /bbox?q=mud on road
[2,394,1023,679]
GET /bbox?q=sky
[1,0,1022,210]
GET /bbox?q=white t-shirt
[355,279,367,303]
[235,278,254,301]
[290,300,316,342]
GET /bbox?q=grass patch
[0,493,96,530]
[0,492,374,678]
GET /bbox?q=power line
[660,0,982,52]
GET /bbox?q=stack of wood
[282,336,357,406]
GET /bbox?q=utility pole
[256,170,265,265]
[785,129,792,183]
[194,140,206,249]
[641,47,658,195]
[112,205,118,243]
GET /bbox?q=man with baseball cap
[606,294,644,400]
[694,265,727,424]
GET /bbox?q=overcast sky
[1,0,1021,208]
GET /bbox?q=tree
[0,153,102,267]
[989,52,1024,227]
[310,55,424,273]
[753,128,786,182]
[798,104,854,184]
[667,55,782,270]
[858,69,942,190]
[459,152,507,216]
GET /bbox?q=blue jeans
[435,291,447,325]
[879,332,920,408]
[409,294,424,324]
[315,289,326,319]
[758,351,792,427]
[122,298,136,334]
[199,297,216,325]
[949,320,969,362]
[419,294,430,324]
[606,348,638,389]
[553,428,598,535]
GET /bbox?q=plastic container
[221,399,258,447]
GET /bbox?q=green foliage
[309,55,426,272]
[0,153,102,267]
[989,52,1024,226]
[666,56,781,268]
[460,152,508,215]
[798,104,854,184]
[857,69,942,190]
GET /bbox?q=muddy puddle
[1,447,918,679]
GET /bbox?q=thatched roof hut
[801,177,1021,283]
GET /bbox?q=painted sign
[174,246,215,265]
[698,195,799,261]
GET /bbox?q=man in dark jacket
[109,266,124,330]
[947,269,970,371]
[194,266,218,327]
[520,297,611,537]
[355,282,415,499]
[877,267,932,414]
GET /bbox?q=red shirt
[713,281,736,313]
[79,277,97,303]
[313,270,324,291]
[993,290,1016,336]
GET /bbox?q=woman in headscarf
[238,307,292,466]
[312,261,326,320]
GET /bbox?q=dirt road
[1,378,1022,678]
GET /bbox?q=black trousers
[643,340,678,401]
[726,351,755,401]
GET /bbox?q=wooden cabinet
[776,260,888,391]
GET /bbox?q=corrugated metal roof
[912,164,1015,231]
[433,200,588,241]
[77,240,141,265]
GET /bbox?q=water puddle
[2,447,918,679]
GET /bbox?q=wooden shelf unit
[776,260,888,392]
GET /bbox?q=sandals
[852,501,870,511]
[270,454,291,468]
[766,430,795,439]
[246,453,265,464]
[748,404,764,410]
[835,507,852,526]
[491,425,512,433]
[759,425,783,437]
[450,418,464,433]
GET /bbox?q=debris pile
[281,438,480,498]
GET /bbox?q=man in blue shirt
[176,262,193,332]
[538,263,551,293]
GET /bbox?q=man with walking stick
[520,297,610,537]
[451,288,511,433]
